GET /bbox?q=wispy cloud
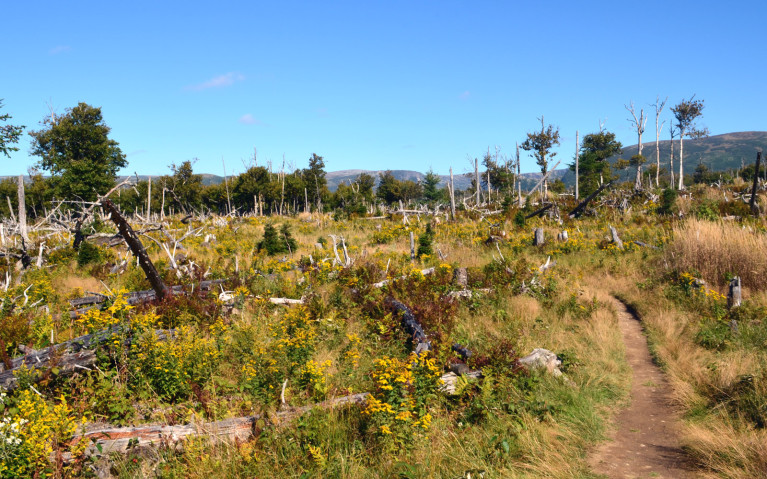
[49,45,71,55]
[127,149,148,156]
[186,72,245,91]
[238,114,264,125]
[459,90,471,100]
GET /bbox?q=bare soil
[589,297,698,478]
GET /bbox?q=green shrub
[77,241,103,267]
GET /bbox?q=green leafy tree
[376,170,402,205]
[232,166,271,212]
[258,223,297,255]
[417,223,434,257]
[671,95,706,190]
[422,170,442,203]
[521,117,560,197]
[0,100,24,158]
[303,153,328,211]
[569,131,623,196]
[29,102,126,201]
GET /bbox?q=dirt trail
[589,297,697,478]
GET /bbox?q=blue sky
[2,1,765,178]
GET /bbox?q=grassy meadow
[1,183,766,478]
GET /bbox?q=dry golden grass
[685,418,767,478]
[667,218,767,289]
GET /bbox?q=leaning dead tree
[568,181,613,218]
[102,199,169,300]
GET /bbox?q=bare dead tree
[575,131,579,200]
[652,96,668,187]
[626,101,648,189]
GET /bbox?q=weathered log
[388,299,429,353]
[632,240,659,250]
[70,393,371,458]
[0,326,122,389]
[533,228,545,246]
[102,199,169,300]
[568,181,613,218]
[557,230,568,242]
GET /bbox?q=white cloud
[238,114,263,125]
[186,72,245,91]
[49,45,71,55]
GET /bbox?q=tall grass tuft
[667,218,767,290]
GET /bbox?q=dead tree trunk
[626,102,647,189]
[609,225,623,249]
[568,181,612,218]
[410,231,415,261]
[475,157,480,205]
[749,151,762,215]
[449,167,456,220]
[533,228,544,246]
[653,96,667,187]
[102,199,169,300]
[17,175,28,243]
[575,130,579,200]
[727,276,742,309]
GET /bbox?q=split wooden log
[557,230,568,242]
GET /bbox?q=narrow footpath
[589,297,697,478]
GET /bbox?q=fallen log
[0,327,182,391]
[372,267,435,288]
[70,393,371,458]
[387,298,430,353]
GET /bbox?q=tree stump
[453,267,468,289]
[533,228,545,246]
[727,276,742,309]
[557,230,568,242]
[609,225,623,249]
